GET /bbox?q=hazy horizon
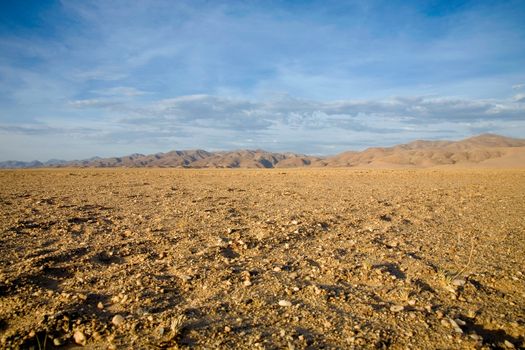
[0,132,522,164]
[1,1,525,161]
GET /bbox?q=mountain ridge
[2,134,524,169]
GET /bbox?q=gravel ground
[0,168,524,349]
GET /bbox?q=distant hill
[1,134,524,169]
[324,134,525,168]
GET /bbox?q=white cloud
[69,99,121,108]
[512,93,525,102]
[72,69,127,82]
[92,86,149,97]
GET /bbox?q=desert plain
[0,168,524,349]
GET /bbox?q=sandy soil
[0,168,524,349]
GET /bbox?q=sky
[1,0,525,161]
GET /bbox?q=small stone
[273,266,282,272]
[390,305,404,312]
[243,280,252,287]
[224,326,232,333]
[408,299,416,306]
[469,333,481,341]
[112,314,125,326]
[53,338,63,346]
[73,330,87,346]
[278,300,292,307]
[181,275,192,282]
[454,318,466,326]
[452,279,466,287]
[504,340,515,349]
[445,285,457,294]
[97,302,104,309]
[448,318,463,334]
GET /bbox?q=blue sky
[1,0,525,161]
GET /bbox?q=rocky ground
[0,168,524,349]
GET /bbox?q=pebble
[224,326,232,333]
[452,279,466,287]
[454,318,466,326]
[448,318,463,334]
[97,302,104,309]
[278,300,292,307]
[469,333,481,341]
[504,340,515,348]
[390,305,404,312]
[73,330,87,346]
[112,314,125,326]
[243,280,252,287]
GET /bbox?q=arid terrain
[1,168,524,349]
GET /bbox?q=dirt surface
[1,168,524,349]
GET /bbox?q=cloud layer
[2,93,524,160]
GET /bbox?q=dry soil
[0,168,524,349]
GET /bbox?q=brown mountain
[325,134,525,168]
[1,134,524,169]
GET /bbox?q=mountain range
[2,134,524,169]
